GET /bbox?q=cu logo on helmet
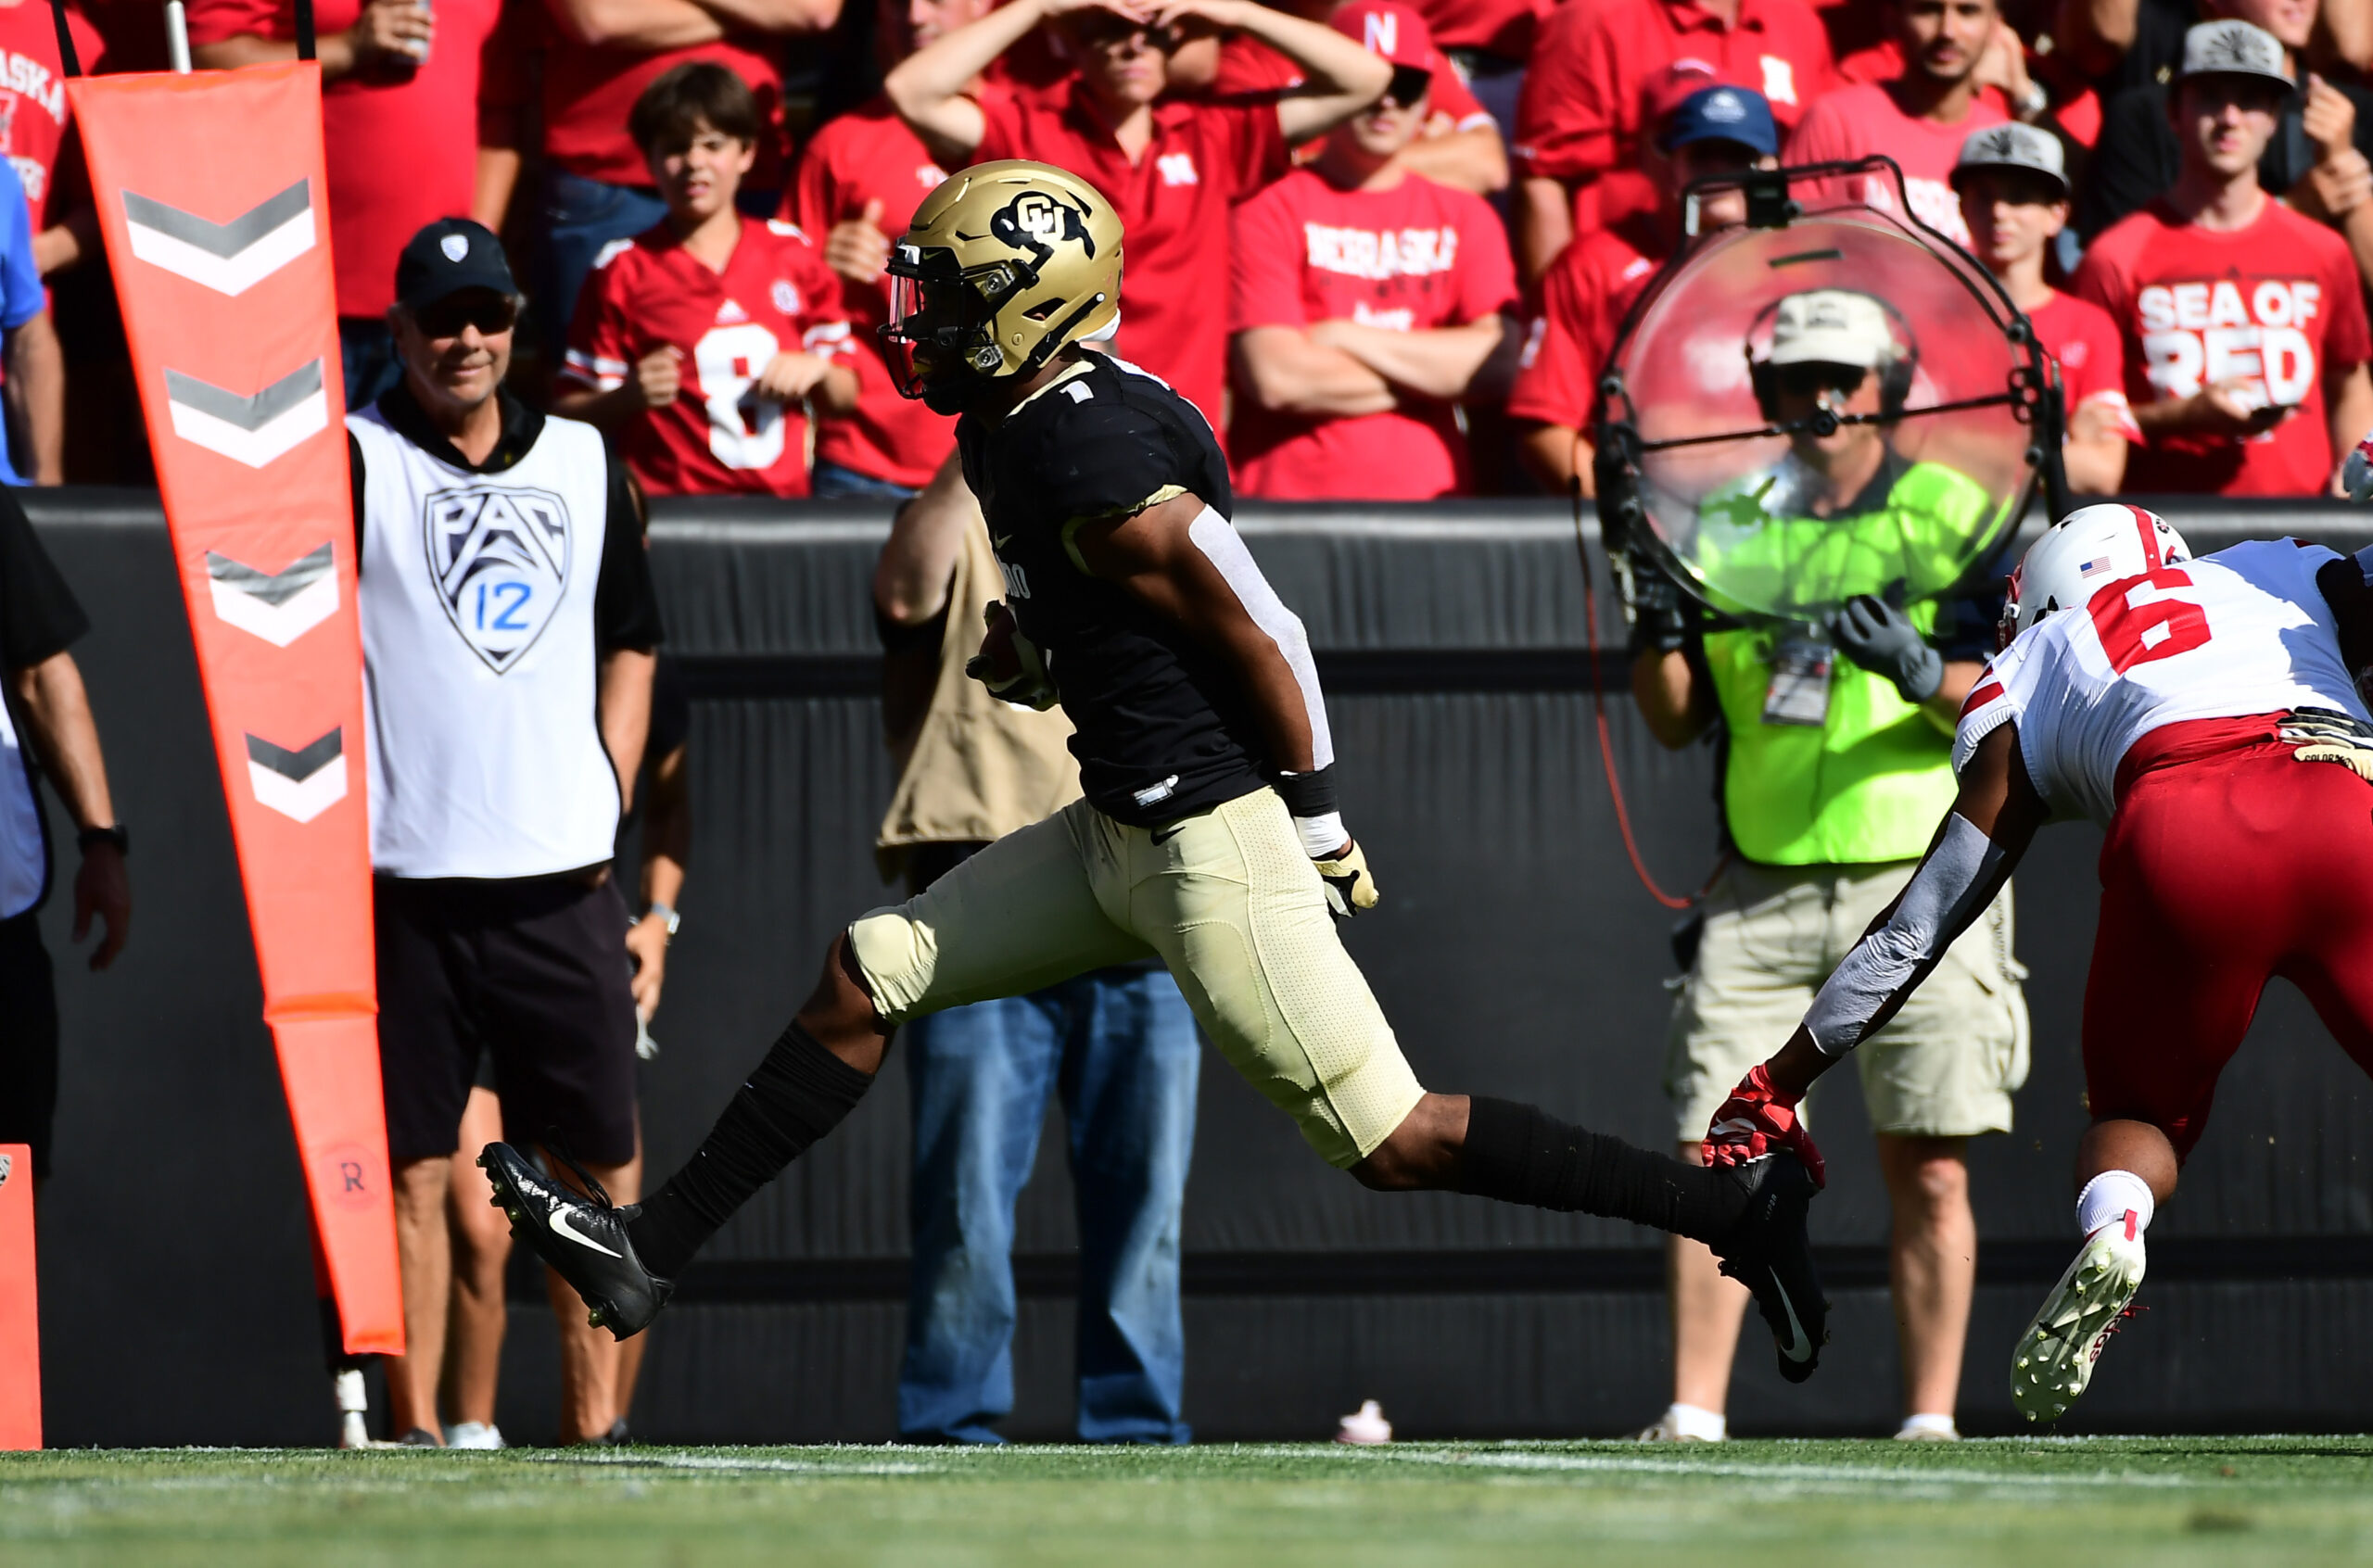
[1011,194,1067,243]
[994,190,1098,259]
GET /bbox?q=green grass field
[7,1438,2373,1566]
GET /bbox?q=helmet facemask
[881,245,1025,414]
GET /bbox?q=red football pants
[2086,713,2373,1160]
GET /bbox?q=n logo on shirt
[1759,56,1797,105]
[424,485,573,674]
[1157,153,1199,187]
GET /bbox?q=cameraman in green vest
[1628,289,2028,1444]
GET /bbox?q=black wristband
[1273,765,1339,819]
[78,824,127,855]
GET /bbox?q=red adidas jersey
[785,95,959,490]
[0,0,102,229]
[1505,211,1669,431]
[1228,167,1518,497]
[2074,197,2371,496]
[563,219,853,498]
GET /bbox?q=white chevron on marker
[165,361,327,469]
[206,542,337,646]
[245,727,346,823]
[121,181,315,296]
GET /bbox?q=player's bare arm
[1165,0,1390,144]
[1707,722,2049,1177]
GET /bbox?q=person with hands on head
[787,0,997,500]
[0,478,127,1193]
[883,0,1392,435]
[2075,19,2373,497]
[1705,500,2373,1423]
[480,162,1829,1397]
[1624,287,2029,1445]
[557,63,857,496]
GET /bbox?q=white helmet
[1999,503,2191,650]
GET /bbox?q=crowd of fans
[0,0,2364,499]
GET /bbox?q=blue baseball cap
[1659,85,1778,158]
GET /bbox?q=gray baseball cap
[2176,19,2294,91]
[1950,122,2070,198]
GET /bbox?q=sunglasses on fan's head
[1381,65,1432,108]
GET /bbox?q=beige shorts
[1666,858,2030,1143]
[851,788,1427,1168]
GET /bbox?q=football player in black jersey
[484,160,1831,1386]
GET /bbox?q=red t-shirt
[562,219,854,497]
[185,0,501,317]
[0,1,102,229]
[1409,0,1539,58]
[1782,82,2003,246]
[1513,0,1834,234]
[2028,288,2139,440]
[785,95,958,490]
[1214,32,1491,129]
[976,80,1288,438]
[1228,168,1517,497]
[2074,197,2372,497]
[1505,211,1668,430]
[536,2,783,189]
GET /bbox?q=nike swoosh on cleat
[1770,1266,1815,1362]
[550,1207,623,1258]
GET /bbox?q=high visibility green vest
[1695,460,1994,866]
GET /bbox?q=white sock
[1666,1403,1727,1441]
[2075,1170,2155,1241]
[1897,1412,1958,1438]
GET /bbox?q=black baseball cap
[394,219,517,310]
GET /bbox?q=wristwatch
[645,902,680,943]
[77,824,128,855]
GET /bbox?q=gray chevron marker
[207,542,333,607]
[245,727,342,781]
[122,181,311,259]
[165,361,324,432]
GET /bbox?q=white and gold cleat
[2011,1217,2147,1423]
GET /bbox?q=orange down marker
[0,1144,39,1448]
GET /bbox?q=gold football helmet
[881,160,1124,413]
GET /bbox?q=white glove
[963,600,1058,711]
[1313,838,1380,919]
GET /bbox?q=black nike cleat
[1710,1153,1828,1384]
[478,1142,674,1340]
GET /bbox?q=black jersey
[958,353,1271,826]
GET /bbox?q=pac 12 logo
[424,486,572,674]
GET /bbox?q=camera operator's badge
[1762,628,1834,727]
[424,486,572,674]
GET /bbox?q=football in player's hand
[971,601,1026,687]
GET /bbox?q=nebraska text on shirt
[0,54,62,127]
[1302,222,1461,281]
[2138,279,2323,404]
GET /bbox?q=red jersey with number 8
[562,218,852,497]
[1954,537,2369,826]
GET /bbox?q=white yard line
[1326,1446,2198,1489]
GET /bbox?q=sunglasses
[1382,65,1432,108]
[1773,362,1867,399]
[412,294,519,340]
[1072,14,1182,51]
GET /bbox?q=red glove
[1702,1063,1826,1189]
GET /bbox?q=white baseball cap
[1950,122,2070,198]
[2176,19,2294,90]
[1767,290,1901,369]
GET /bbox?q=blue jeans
[899,964,1199,1444]
[812,459,920,502]
[530,170,670,364]
[339,317,403,413]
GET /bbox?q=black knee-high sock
[1454,1096,1748,1244]
[628,1021,873,1278]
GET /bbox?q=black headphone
[1745,291,1919,424]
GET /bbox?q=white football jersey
[1955,537,2368,825]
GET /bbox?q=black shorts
[0,911,57,1180]
[374,874,638,1166]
